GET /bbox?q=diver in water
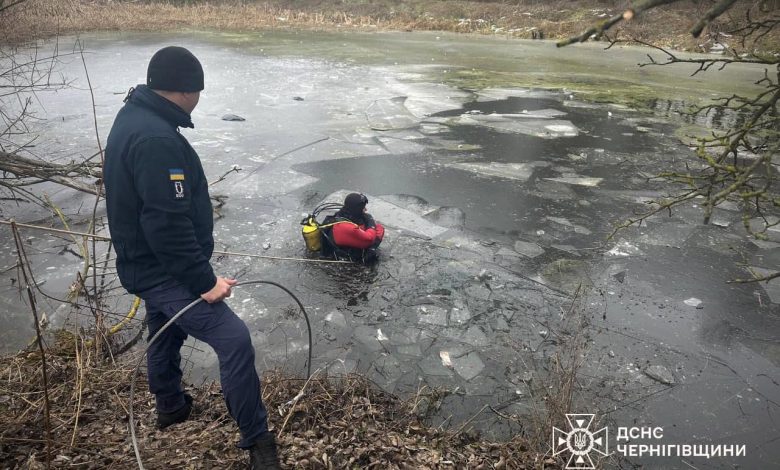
[320,193,385,263]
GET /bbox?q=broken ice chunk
[546,216,592,235]
[644,365,675,385]
[445,325,490,347]
[324,310,347,327]
[637,223,696,248]
[450,113,579,138]
[544,124,578,135]
[439,350,453,367]
[353,326,384,352]
[451,162,544,182]
[396,344,422,357]
[366,96,418,130]
[607,241,642,257]
[683,297,702,307]
[376,329,389,341]
[460,325,490,347]
[543,176,603,187]
[514,240,545,258]
[418,305,449,326]
[452,352,485,381]
[424,206,466,228]
[449,306,473,324]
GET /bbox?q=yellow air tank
[301,217,321,252]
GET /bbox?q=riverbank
[0,341,557,468]
[2,0,778,52]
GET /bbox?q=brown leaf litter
[0,346,561,469]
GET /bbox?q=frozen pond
[0,30,777,469]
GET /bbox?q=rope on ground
[213,249,349,264]
[0,219,350,264]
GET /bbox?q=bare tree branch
[690,0,739,38]
[569,1,780,244]
[0,150,102,195]
[557,0,683,47]
[728,270,780,284]
[0,0,26,15]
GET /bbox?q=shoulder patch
[169,169,186,199]
[169,168,185,181]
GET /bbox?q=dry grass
[521,284,592,453]
[1,0,778,52]
[0,338,560,469]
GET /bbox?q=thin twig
[278,368,321,437]
[11,221,53,469]
[69,332,84,448]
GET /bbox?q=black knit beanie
[146,46,204,92]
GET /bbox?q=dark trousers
[140,280,268,448]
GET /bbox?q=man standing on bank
[104,46,281,469]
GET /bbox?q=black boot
[249,431,281,469]
[156,393,193,430]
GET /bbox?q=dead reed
[2,0,778,53]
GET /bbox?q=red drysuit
[331,221,385,249]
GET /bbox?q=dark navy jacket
[104,85,217,296]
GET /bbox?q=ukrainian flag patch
[169,169,185,181]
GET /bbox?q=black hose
[312,202,341,219]
[128,280,313,470]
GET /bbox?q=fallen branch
[0,150,102,195]
[728,270,780,284]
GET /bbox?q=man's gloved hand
[363,213,376,229]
